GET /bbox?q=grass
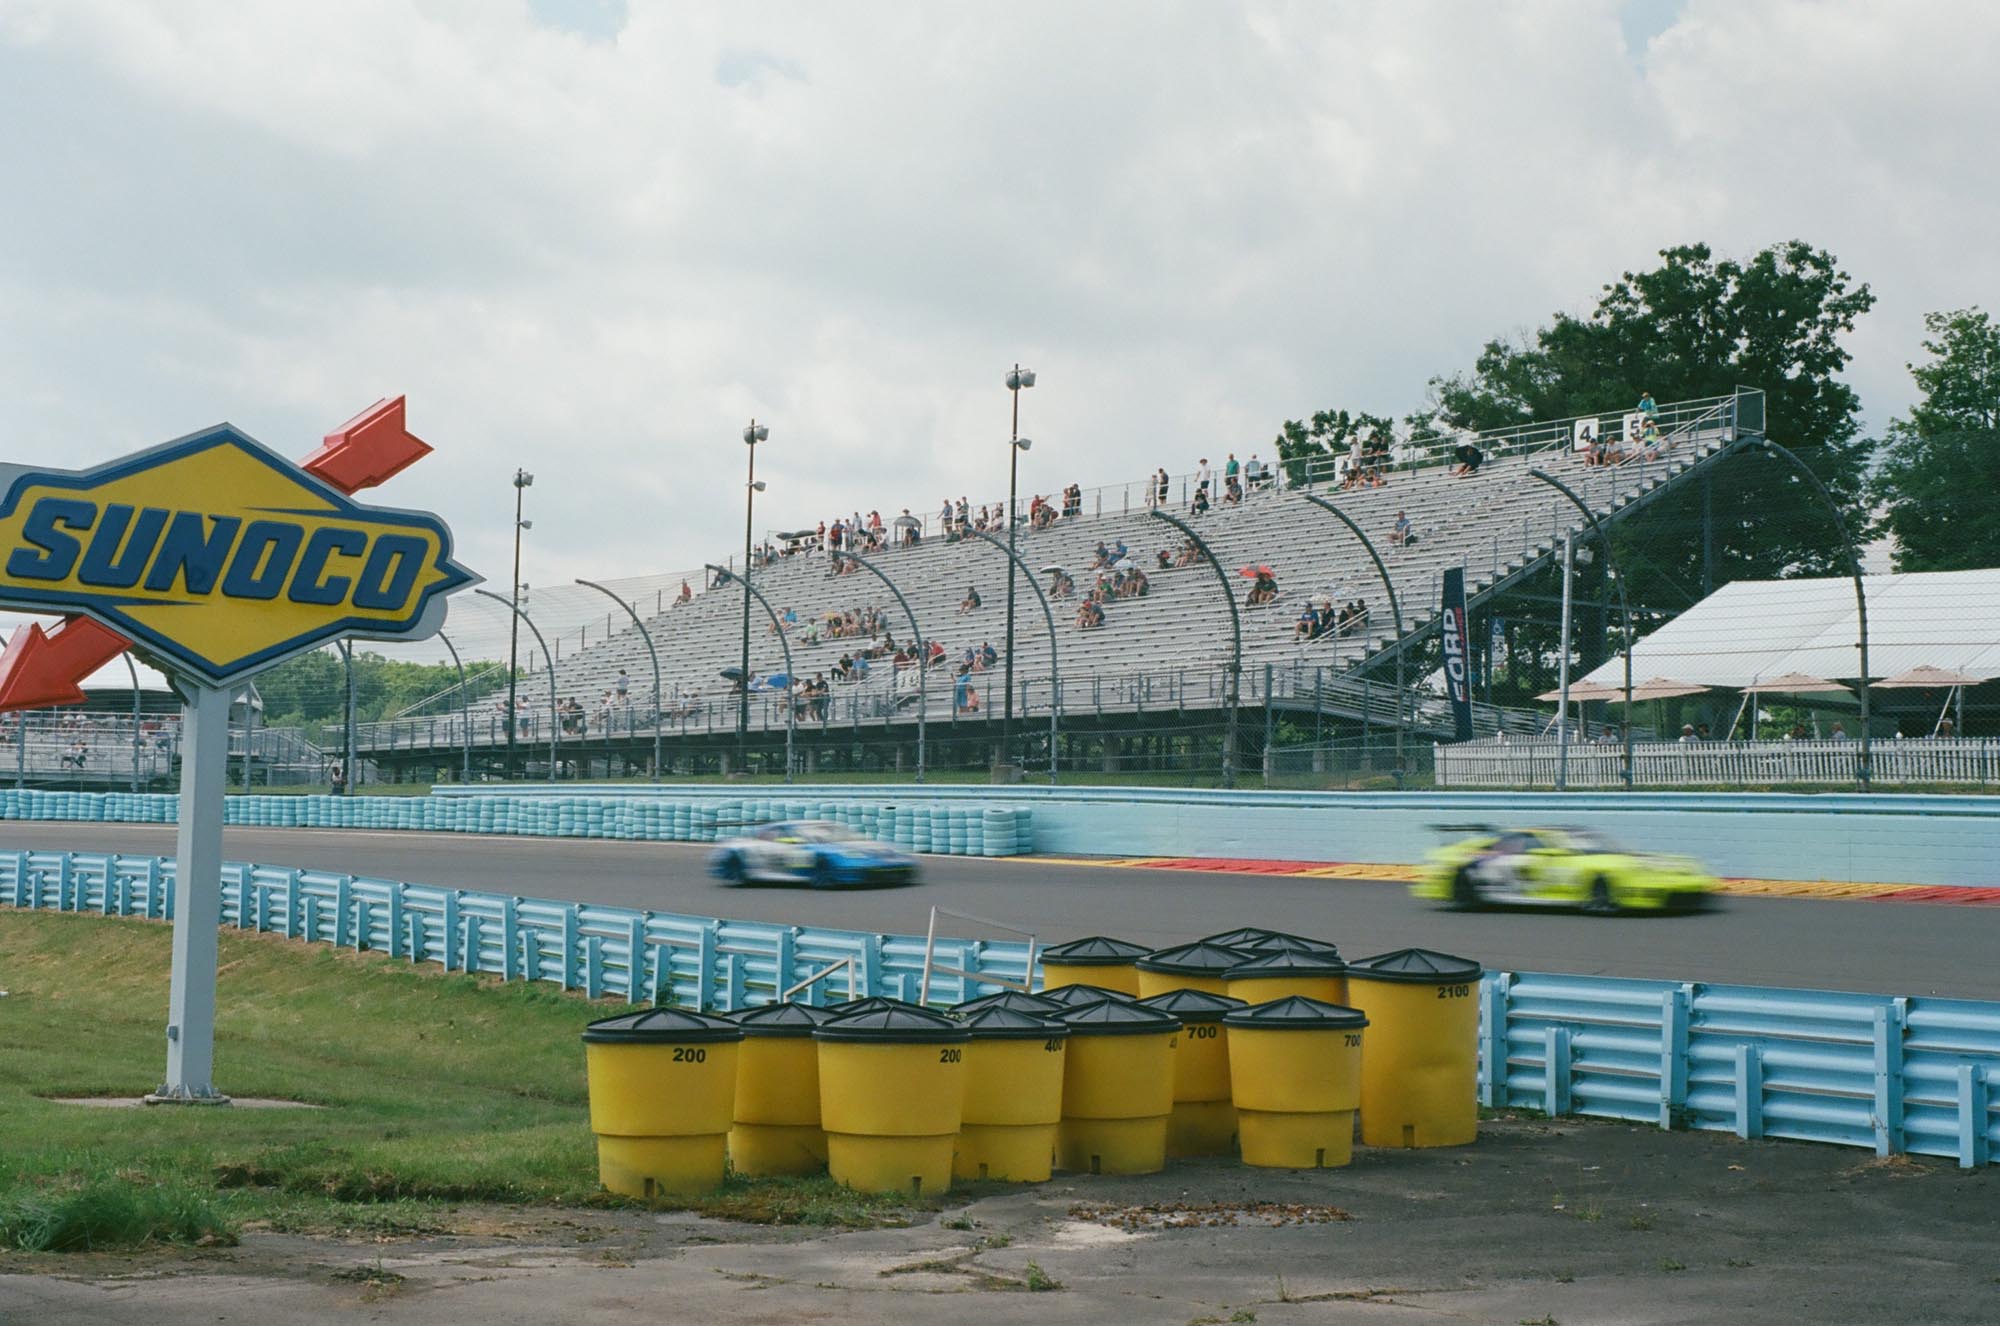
[1022,1258,1063,1292]
[0,909,914,1250]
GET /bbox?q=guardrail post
[1734,1044,1764,1140]
[110,858,130,917]
[696,923,719,1011]
[723,951,745,1012]
[333,874,353,948]
[501,897,522,980]
[1543,1026,1572,1117]
[625,913,647,1000]
[352,896,371,951]
[386,882,406,958]
[284,869,303,938]
[1957,1065,1989,1169]
[860,933,884,998]
[561,904,582,989]
[441,890,461,972]
[1479,974,1509,1107]
[1660,985,1692,1130]
[406,909,426,964]
[145,857,164,919]
[774,926,797,999]
[584,935,605,998]
[57,854,73,911]
[461,912,483,975]
[1873,1000,1907,1157]
[520,925,541,983]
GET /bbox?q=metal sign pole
[151,682,231,1104]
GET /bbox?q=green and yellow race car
[1413,826,1717,914]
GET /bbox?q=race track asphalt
[5,823,1995,999]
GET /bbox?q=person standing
[1224,453,1240,488]
[329,759,346,797]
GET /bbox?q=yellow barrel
[1055,998,1182,1175]
[1344,948,1484,1149]
[1224,949,1350,1007]
[1224,996,1369,1168]
[1135,940,1256,998]
[952,1006,1068,1182]
[814,1005,970,1196]
[1137,989,1246,1156]
[951,990,1065,1017]
[582,1008,744,1198]
[729,1002,839,1176]
[1039,935,1150,996]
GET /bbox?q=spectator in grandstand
[954,668,977,713]
[1223,475,1243,506]
[1049,568,1075,598]
[1156,549,1172,570]
[1451,442,1484,477]
[979,641,999,670]
[616,670,630,702]
[1091,540,1112,568]
[1175,539,1201,568]
[1196,458,1212,495]
[1247,454,1272,490]
[1637,390,1658,423]
[677,579,692,604]
[1679,724,1698,743]
[1224,453,1239,488]
[828,519,845,551]
[1110,538,1129,563]
[1389,510,1414,547]
[1346,435,1364,486]
[1293,606,1316,642]
[1191,485,1211,516]
[959,585,982,614]
[1075,598,1105,629]
[1246,568,1279,606]
[1063,483,1082,518]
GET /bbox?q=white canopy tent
[1575,568,2000,692]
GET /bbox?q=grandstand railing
[1436,737,2000,788]
[752,389,1756,547]
[7,843,1993,1169]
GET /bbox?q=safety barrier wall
[6,847,1995,1168]
[441,783,2000,888]
[0,789,1032,858]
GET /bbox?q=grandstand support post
[966,528,1061,785]
[704,565,796,783]
[1301,494,1407,769]
[837,548,928,785]
[437,629,471,785]
[125,652,145,788]
[1148,509,1240,788]
[576,579,663,780]
[1528,469,1635,789]
[476,589,561,781]
[1741,440,1872,787]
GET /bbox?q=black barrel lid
[1225,948,1349,979]
[1347,948,1484,984]
[1200,927,1280,949]
[1040,935,1152,965]
[583,1007,745,1044]
[1058,999,1183,1037]
[1222,995,1369,1030]
[959,1006,1068,1041]
[1137,989,1246,1023]
[1244,932,1343,960]
[950,990,1065,1018]
[1135,940,1256,975]
[824,996,927,1016]
[813,1004,972,1044]
[733,1002,843,1037]
[1038,984,1140,1009]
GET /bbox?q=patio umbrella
[1627,677,1711,700]
[1872,665,1981,689]
[1535,680,1620,702]
[1039,564,1067,576]
[1237,565,1275,578]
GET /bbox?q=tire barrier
[7,847,2000,1169]
[0,789,1033,858]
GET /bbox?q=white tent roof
[1577,567,2000,691]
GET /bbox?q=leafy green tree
[1869,307,2000,571]
[1274,409,1398,487]
[1421,240,1876,606]
[253,649,500,733]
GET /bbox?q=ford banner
[1440,566,1474,742]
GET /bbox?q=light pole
[505,468,533,780]
[576,578,663,780]
[1528,469,1635,789]
[1000,364,1034,777]
[738,420,768,774]
[1300,494,1407,768]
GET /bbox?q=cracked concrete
[4,1116,1995,1324]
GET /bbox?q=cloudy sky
[1,0,1993,650]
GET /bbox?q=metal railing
[1436,737,2000,788]
[8,843,1994,1168]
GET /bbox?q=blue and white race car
[707,819,920,889]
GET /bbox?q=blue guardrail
[4,848,1995,1169]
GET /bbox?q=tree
[1274,409,1398,488]
[1870,308,2000,572]
[1423,241,1876,603]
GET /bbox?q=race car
[707,819,920,889]
[1413,826,1716,914]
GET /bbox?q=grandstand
[352,390,1762,778]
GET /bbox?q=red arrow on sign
[0,617,136,710]
[300,396,432,493]
[0,399,432,712]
